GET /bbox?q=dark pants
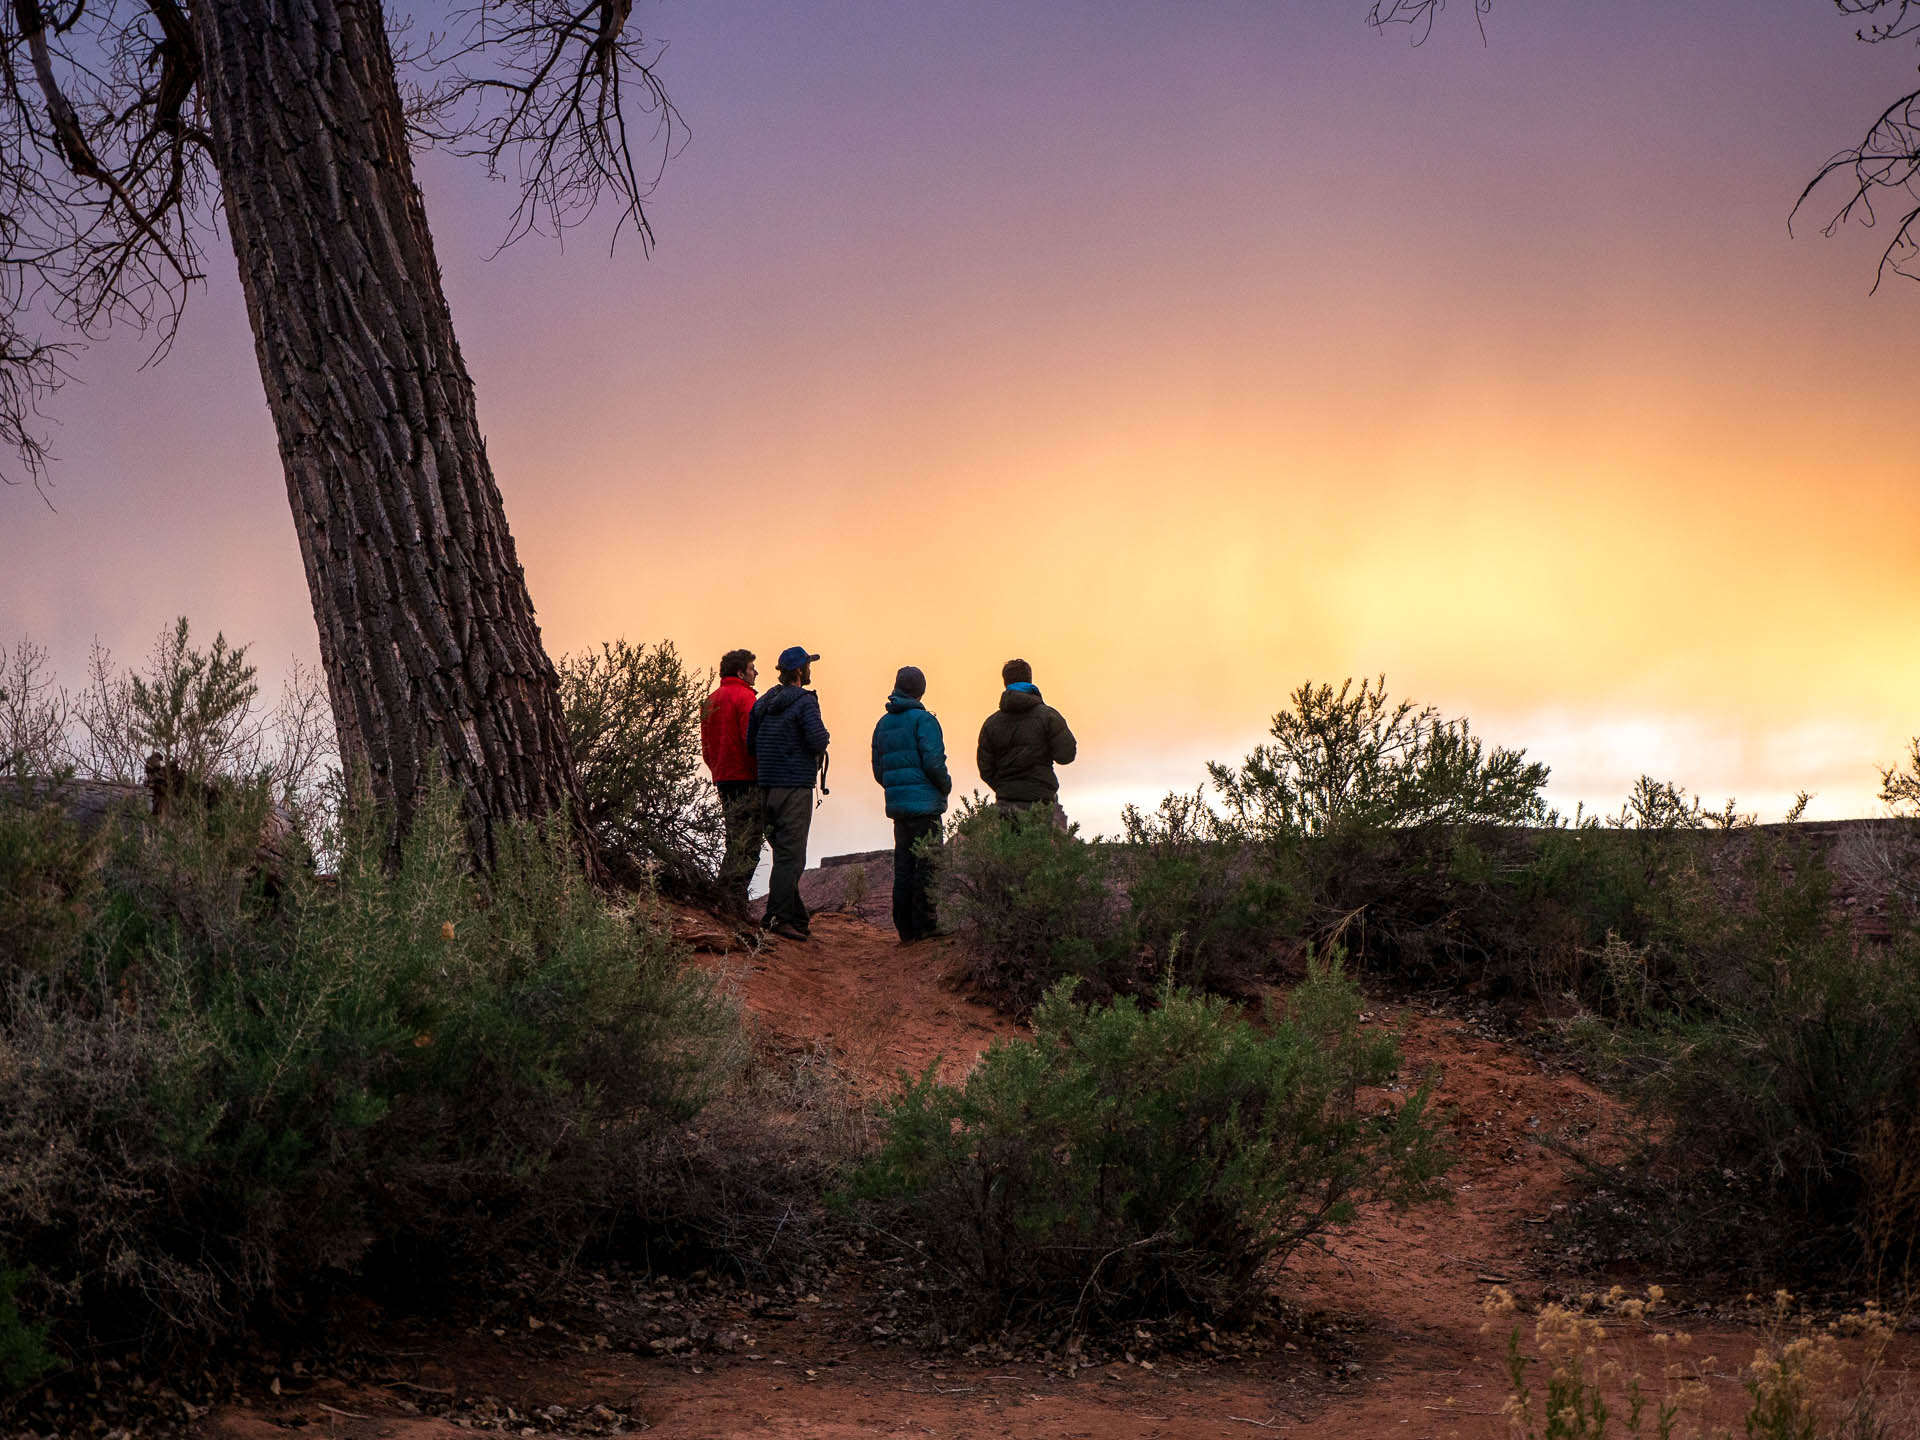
[760,785,814,930]
[891,814,941,942]
[716,781,765,913]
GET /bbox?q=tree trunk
[188,0,592,867]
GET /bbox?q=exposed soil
[159,889,1915,1439]
[702,910,1024,1097]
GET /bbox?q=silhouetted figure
[748,646,830,942]
[700,649,763,916]
[977,658,1076,827]
[870,665,951,943]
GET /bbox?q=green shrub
[0,774,736,1366]
[1517,816,1835,1021]
[1204,676,1551,981]
[1880,737,1920,814]
[1579,926,1920,1281]
[0,783,102,989]
[73,619,333,810]
[0,1250,52,1391]
[938,793,1298,1006]
[1118,791,1300,991]
[558,638,723,898]
[934,797,1130,1010]
[846,960,1447,1321]
[1528,814,1920,1286]
[1207,675,1550,841]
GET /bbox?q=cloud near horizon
[2,0,1916,861]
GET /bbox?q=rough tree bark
[189,0,592,865]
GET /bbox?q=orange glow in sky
[3,1,1917,859]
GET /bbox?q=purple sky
[5,0,1918,856]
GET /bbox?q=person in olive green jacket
[976,658,1076,824]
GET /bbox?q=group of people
[698,647,1077,944]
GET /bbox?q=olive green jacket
[976,688,1076,802]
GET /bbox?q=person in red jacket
[702,649,763,914]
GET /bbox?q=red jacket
[701,675,758,783]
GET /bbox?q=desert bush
[1532,812,1920,1286]
[9,621,339,862]
[0,640,69,779]
[1118,790,1300,991]
[942,678,1865,1038]
[0,784,103,988]
[845,960,1447,1322]
[71,619,335,812]
[1207,676,1551,841]
[558,638,723,898]
[935,796,1131,1009]
[1563,906,1920,1284]
[1507,818,1716,1015]
[617,1031,876,1286]
[0,773,736,1370]
[939,791,1298,1007]
[0,1250,51,1392]
[1881,738,1920,815]
[1460,778,1831,1014]
[1204,676,1551,981]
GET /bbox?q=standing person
[977,658,1077,825]
[700,649,763,916]
[748,646,830,942]
[870,666,952,944]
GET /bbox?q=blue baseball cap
[777,645,820,671]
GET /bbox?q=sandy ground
[203,900,1917,1440]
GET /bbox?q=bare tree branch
[1366,0,1492,47]
[17,0,190,275]
[0,222,71,502]
[0,0,215,484]
[409,0,682,251]
[1795,3,1920,287]
[1794,88,1920,289]
[1830,0,1920,44]
[0,0,682,489]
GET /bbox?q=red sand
[209,908,1917,1440]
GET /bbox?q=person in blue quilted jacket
[749,646,831,942]
[869,665,951,943]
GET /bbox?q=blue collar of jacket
[1006,681,1041,697]
[885,692,926,713]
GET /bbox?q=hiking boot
[768,920,810,943]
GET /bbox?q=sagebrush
[558,637,723,898]
[846,960,1447,1322]
[0,772,736,1368]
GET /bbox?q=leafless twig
[1366,0,1492,47]
[408,0,682,252]
[1793,2,1920,288]
[0,0,214,483]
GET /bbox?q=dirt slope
[205,907,1914,1440]
[712,911,1024,1095]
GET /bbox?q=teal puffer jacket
[870,694,952,818]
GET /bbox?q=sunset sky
[3,0,1918,860]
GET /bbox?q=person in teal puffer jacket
[870,666,951,943]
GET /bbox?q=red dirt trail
[209,909,1917,1440]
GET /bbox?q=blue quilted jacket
[748,684,830,788]
[870,694,952,818]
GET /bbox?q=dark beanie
[1001,657,1032,685]
[894,665,926,699]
